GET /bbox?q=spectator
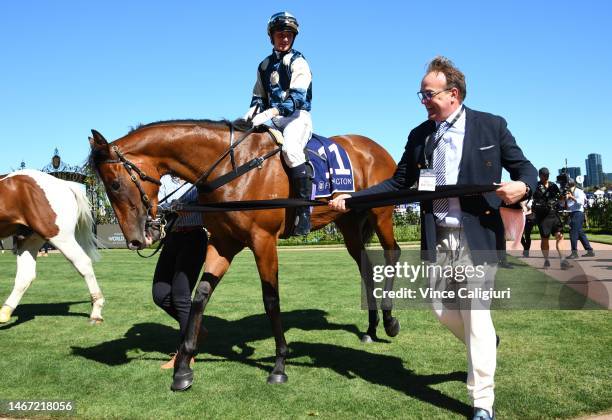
[564,180,595,258]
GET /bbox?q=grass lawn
[586,234,612,245]
[0,249,610,419]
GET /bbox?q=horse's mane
[129,118,259,134]
[89,118,266,168]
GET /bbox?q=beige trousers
[429,226,497,413]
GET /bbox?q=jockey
[245,11,314,236]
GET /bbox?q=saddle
[265,128,354,198]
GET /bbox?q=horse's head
[89,129,164,250]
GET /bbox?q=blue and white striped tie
[432,122,450,220]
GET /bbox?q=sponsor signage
[96,224,126,249]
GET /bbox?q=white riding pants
[272,110,312,169]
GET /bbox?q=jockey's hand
[496,181,527,205]
[243,105,258,122]
[251,108,279,126]
[328,193,352,212]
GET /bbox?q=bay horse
[0,170,105,324]
[89,120,400,390]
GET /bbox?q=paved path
[507,240,612,309]
[279,241,612,309]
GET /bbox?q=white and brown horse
[0,169,104,324]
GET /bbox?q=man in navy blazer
[330,56,537,420]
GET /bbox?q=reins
[163,123,281,203]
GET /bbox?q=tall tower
[585,153,603,187]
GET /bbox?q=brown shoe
[161,353,195,370]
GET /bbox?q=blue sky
[1,1,610,180]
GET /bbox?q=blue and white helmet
[267,12,299,37]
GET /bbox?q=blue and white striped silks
[249,49,312,117]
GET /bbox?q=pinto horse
[0,170,104,324]
[89,120,400,390]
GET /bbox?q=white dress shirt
[432,105,466,227]
[566,187,586,212]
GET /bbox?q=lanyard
[424,106,464,168]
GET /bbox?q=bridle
[96,123,279,253]
[100,145,167,244]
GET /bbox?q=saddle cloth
[266,129,355,198]
[305,134,355,198]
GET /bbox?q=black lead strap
[424,106,465,169]
[175,184,499,213]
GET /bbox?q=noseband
[102,146,167,238]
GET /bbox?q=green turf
[587,234,612,245]
[0,249,610,419]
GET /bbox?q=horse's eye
[111,180,120,191]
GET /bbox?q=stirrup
[289,163,313,236]
[293,210,311,236]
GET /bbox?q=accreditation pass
[418,169,436,191]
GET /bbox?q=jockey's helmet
[267,12,299,38]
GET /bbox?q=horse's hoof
[384,318,400,337]
[361,334,374,344]
[89,318,103,325]
[171,370,194,392]
[266,373,288,384]
[0,306,13,323]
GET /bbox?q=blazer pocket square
[479,145,495,150]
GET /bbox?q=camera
[556,170,570,196]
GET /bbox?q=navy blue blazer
[353,106,538,263]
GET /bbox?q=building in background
[585,153,603,187]
[562,167,581,181]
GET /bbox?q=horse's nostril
[129,240,143,250]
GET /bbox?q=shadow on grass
[71,309,469,416]
[0,301,90,330]
[287,341,470,417]
[71,309,361,366]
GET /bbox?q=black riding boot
[290,163,313,236]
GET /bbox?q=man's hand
[328,193,352,212]
[496,181,527,205]
[251,108,280,126]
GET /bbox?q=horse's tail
[66,182,101,262]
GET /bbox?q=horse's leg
[335,213,380,343]
[0,235,44,323]
[172,238,243,392]
[50,234,104,324]
[250,233,289,384]
[368,207,402,337]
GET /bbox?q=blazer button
[485,161,492,167]
[417,163,421,169]
[485,210,491,215]
[422,210,426,215]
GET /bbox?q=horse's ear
[89,131,110,161]
[90,129,108,146]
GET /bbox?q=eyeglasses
[417,88,452,102]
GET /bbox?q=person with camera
[532,167,571,269]
[563,179,595,259]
